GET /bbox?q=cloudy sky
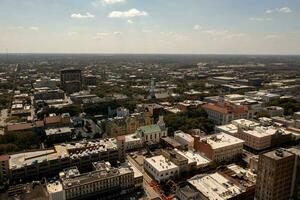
[0,0,300,54]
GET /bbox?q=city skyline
[1,0,300,54]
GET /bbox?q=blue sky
[0,0,300,54]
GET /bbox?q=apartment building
[47,161,142,200]
[255,148,300,200]
[2,138,124,183]
[144,155,179,183]
[217,119,292,151]
[202,97,255,125]
[194,133,244,163]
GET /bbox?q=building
[217,119,293,151]
[174,130,194,150]
[83,75,97,87]
[194,133,244,163]
[135,116,167,143]
[202,97,255,125]
[45,127,73,143]
[0,155,10,184]
[176,184,201,200]
[34,89,65,101]
[47,181,65,200]
[104,112,153,137]
[255,148,300,200]
[5,138,124,183]
[209,76,235,85]
[263,106,284,117]
[44,113,71,128]
[33,77,59,89]
[60,68,82,94]
[188,164,256,200]
[204,94,263,112]
[174,149,211,170]
[161,149,189,173]
[47,161,142,200]
[144,155,179,183]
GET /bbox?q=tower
[255,148,299,200]
[149,78,156,99]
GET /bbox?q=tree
[164,109,215,134]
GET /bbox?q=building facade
[255,148,300,200]
[60,69,82,94]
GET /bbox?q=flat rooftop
[9,138,118,169]
[201,133,244,150]
[145,155,178,172]
[47,181,63,194]
[232,119,260,128]
[216,124,238,135]
[45,127,72,136]
[263,148,295,160]
[188,172,242,200]
[244,126,291,138]
[175,149,211,167]
[9,149,59,169]
[61,164,132,189]
[174,131,194,142]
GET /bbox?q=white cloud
[93,32,122,39]
[92,0,126,7]
[108,8,148,18]
[127,19,134,24]
[193,24,202,30]
[194,26,246,40]
[29,26,39,31]
[71,12,95,19]
[278,7,292,13]
[249,17,272,21]
[67,32,78,36]
[266,7,292,14]
[265,34,282,39]
[113,31,122,35]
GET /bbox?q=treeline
[0,131,41,154]
[83,100,138,116]
[164,109,215,134]
[268,98,300,116]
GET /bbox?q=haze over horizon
[1,0,300,54]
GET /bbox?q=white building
[124,134,143,150]
[264,106,284,117]
[217,119,292,151]
[174,149,211,169]
[174,130,194,150]
[144,155,179,183]
[47,181,65,200]
[188,173,243,200]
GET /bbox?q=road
[127,155,161,200]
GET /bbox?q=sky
[0,0,300,54]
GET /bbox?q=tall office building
[255,148,300,200]
[60,68,82,94]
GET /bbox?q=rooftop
[46,181,63,194]
[145,155,178,172]
[264,148,295,160]
[174,149,211,167]
[188,172,242,200]
[45,127,72,136]
[60,162,133,189]
[9,138,118,169]
[200,133,244,149]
